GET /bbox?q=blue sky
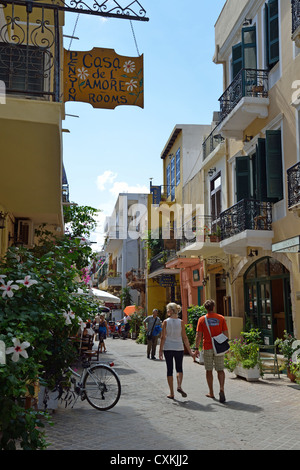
[62,1,225,250]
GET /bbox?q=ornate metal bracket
[0,0,149,21]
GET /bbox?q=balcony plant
[225,329,263,381]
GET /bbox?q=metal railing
[220,199,273,241]
[202,128,225,160]
[287,161,300,208]
[218,68,269,123]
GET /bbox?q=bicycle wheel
[83,364,121,411]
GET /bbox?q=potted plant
[225,329,263,381]
[288,361,300,384]
[275,331,300,381]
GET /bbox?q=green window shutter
[256,138,267,201]
[236,156,251,202]
[232,43,243,79]
[266,130,283,201]
[268,0,279,66]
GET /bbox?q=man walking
[195,299,228,403]
[144,309,162,360]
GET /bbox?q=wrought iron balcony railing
[287,161,300,208]
[220,199,273,241]
[218,68,269,123]
[202,128,225,161]
[292,0,300,35]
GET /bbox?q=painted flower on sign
[126,79,138,92]
[16,275,38,288]
[0,280,19,298]
[123,60,135,73]
[77,67,89,80]
[6,338,30,362]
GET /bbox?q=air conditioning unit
[17,219,34,247]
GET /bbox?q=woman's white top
[163,317,184,351]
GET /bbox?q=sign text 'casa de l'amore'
[64,48,144,110]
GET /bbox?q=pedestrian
[144,308,162,360]
[121,315,131,339]
[159,303,195,399]
[98,314,109,353]
[194,299,228,403]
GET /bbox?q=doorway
[244,257,292,344]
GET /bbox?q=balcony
[217,69,269,139]
[287,162,300,216]
[202,128,225,161]
[220,199,274,256]
[176,215,223,259]
[292,0,300,46]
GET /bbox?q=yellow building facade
[0,1,66,256]
[212,0,300,342]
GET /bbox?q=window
[0,43,45,94]
[176,148,180,185]
[236,129,283,203]
[264,0,279,69]
[210,173,222,232]
[231,26,257,80]
[171,156,175,201]
[166,164,171,197]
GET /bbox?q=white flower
[16,275,38,288]
[123,60,135,73]
[63,310,75,326]
[6,338,30,362]
[126,79,138,92]
[0,275,6,284]
[77,67,89,80]
[0,280,19,298]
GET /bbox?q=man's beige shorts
[203,349,225,371]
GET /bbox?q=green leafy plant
[275,330,299,367]
[0,205,99,450]
[224,329,263,375]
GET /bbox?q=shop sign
[64,48,144,109]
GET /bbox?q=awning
[91,288,121,303]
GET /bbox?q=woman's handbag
[205,316,230,356]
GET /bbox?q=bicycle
[58,359,121,411]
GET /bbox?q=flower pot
[234,365,260,381]
[287,367,296,383]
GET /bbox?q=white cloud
[96,170,117,191]
[110,181,149,197]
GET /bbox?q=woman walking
[159,303,195,399]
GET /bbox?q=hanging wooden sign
[63,48,144,109]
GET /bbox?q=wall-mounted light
[243,18,252,26]
[202,276,209,286]
[0,212,7,230]
[208,167,216,177]
[248,249,258,258]
[243,135,253,143]
[221,271,230,283]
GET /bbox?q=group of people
[143,300,228,403]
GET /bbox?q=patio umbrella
[124,305,139,316]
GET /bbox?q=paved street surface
[44,337,300,452]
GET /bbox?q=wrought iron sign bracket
[0,0,149,21]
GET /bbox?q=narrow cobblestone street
[44,337,300,452]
